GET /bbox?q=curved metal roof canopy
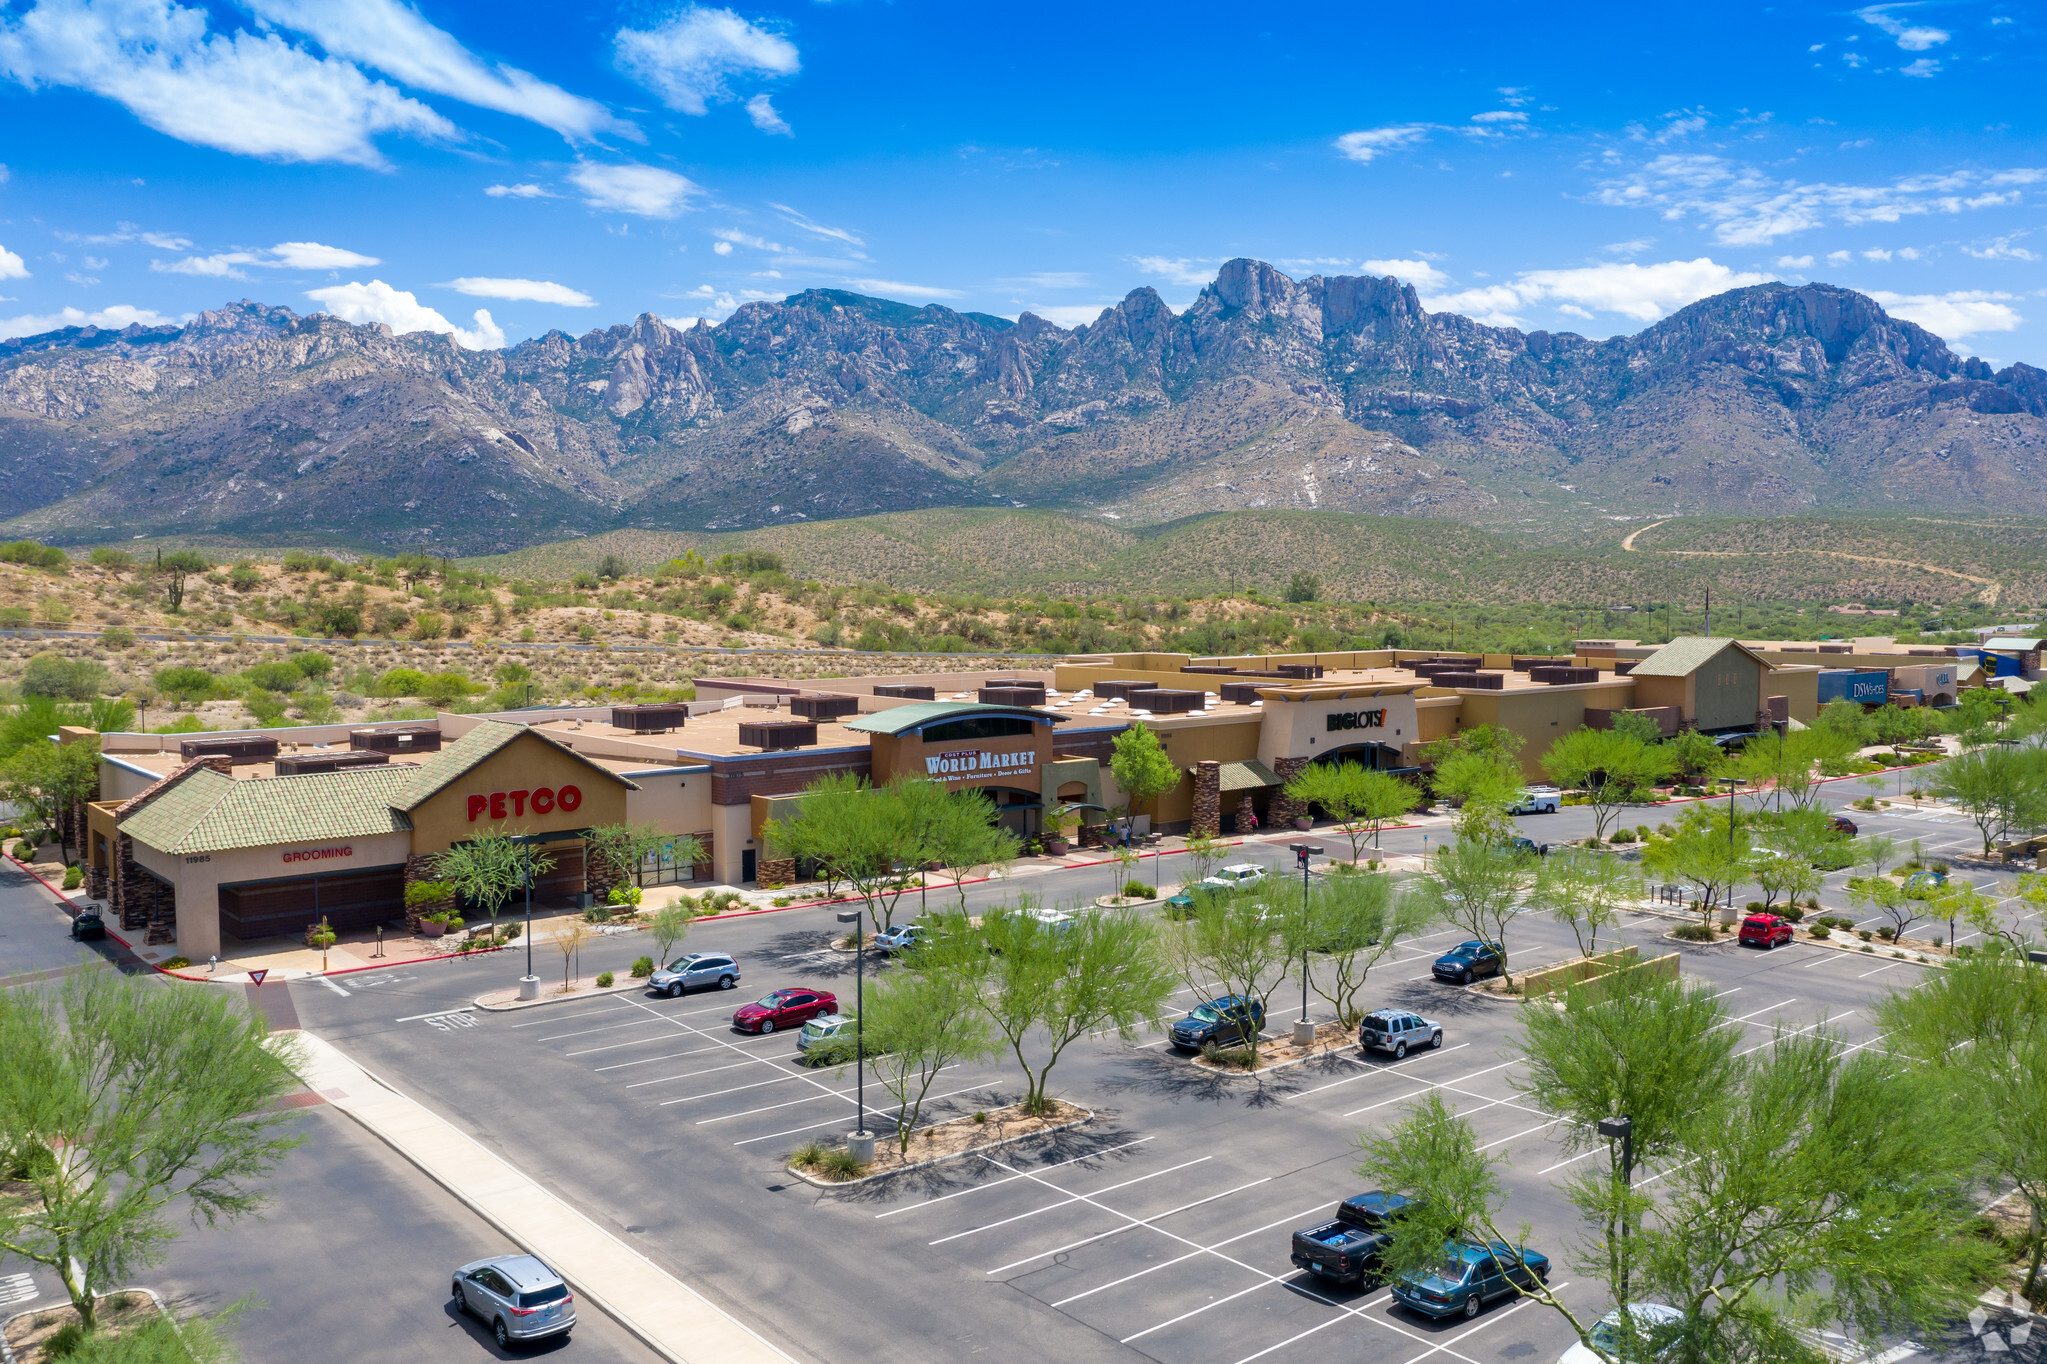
[843,701,1068,736]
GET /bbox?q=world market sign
[926,749,1034,778]
[1326,709,1388,732]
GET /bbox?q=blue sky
[0,0,2042,364]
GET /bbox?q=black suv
[70,910,106,942]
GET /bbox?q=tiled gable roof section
[118,765,416,856]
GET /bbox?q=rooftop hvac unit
[1094,680,1160,700]
[1219,682,1270,705]
[789,693,860,720]
[1134,689,1204,714]
[1529,666,1599,685]
[611,702,691,733]
[1430,671,1504,690]
[982,678,1046,693]
[273,750,392,776]
[1179,665,1239,675]
[350,725,442,753]
[179,735,281,763]
[872,683,936,700]
[979,686,1048,707]
[737,719,818,751]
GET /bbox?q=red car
[733,988,837,1034]
[1739,913,1795,949]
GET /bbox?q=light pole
[519,836,539,1001]
[1598,1115,1636,1303]
[1288,843,1322,1046]
[836,908,873,1164]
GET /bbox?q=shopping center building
[70,635,1966,963]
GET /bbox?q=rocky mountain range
[2,260,2043,555]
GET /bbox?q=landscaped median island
[1189,1020,1356,1074]
[784,1101,1091,1185]
[1,1291,212,1364]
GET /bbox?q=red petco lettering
[282,846,353,864]
[466,785,582,822]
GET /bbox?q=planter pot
[1293,817,1312,832]
[420,920,446,939]
[1043,838,1070,855]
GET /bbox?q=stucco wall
[138,831,413,961]
[407,733,632,854]
[1452,682,1639,777]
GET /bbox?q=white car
[1559,1303,1684,1364]
[1509,785,1561,815]
[1202,863,1268,891]
[1023,907,1075,934]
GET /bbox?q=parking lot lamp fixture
[1598,1114,1635,1301]
[837,908,874,1163]
[520,837,540,1001]
[1288,843,1322,1042]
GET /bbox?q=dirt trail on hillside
[1618,518,2001,604]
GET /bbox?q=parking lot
[290,858,1932,1364]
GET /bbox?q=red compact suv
[1739,913,1794,949]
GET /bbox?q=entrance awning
[1191,759,1282,792]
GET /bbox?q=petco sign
[467,785,582,821]
[925,749,1033,778]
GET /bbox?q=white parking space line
[537,1017,666,1043]
[657,1073,803,1106]
[873,1137,1155,1218]
[1284,1044,1473,1101]
[507,1002,632,1028]
[1537,1147,1604,1175]
[591,1045,725,1071]
[1051,1202,1329,1308]
[1714,999,1800,1031]
[1859,961,1907,977]
[569,1033,720,1058]
[1223,1288,1397,1364]
[1393,1287,1563,1364]
[1340,1058,1523,1118]
[929,1157,1213,1246]
[1800,952,1855,970]
[316,976,351,997]
[981,1175,1274,1277]
[704,1065,963,1126]
[623,1058,758,1089]
[394,1006,474,1023]
[726,1081,1000,1146]
[1477,1118,1562,1152]
[1124,1273,1289,1343]
[1734,1012,1856,1058]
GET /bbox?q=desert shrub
[816,1147,866,1179]
[373,667,428,698]
[21,651,108,700]
[1122,880,1156,899]
[0,539,67,570]
[1808,925,1831,940]
[630,955,654,978]
[62,865,82,889]
[596,970,615,988]
[241,660,304,692]
[88,546,133,569]
[153,664,218,703]
[100,625,136,649]
[1610,827,1636,844]
[289,650,333,680]
[1201,1041,1260,1069]
[1857,929,1874,941]
[1671,923,1716,942]
[1777,905,1805,923]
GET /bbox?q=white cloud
[1856,4,1950,50]
[445,277,593,306]
[1359,257,1450,288]
[0,302,173,338]
[1424,257,1775,329]
[152,239,378,278]
[0,0,454,168]
[841,277,962,300]
[485,182,553,198]
[1603,239,1655,256]
[712,240,732,255]
[1827,249,1853,264]
[1868,289,2021,338]
[745,92,789,136]
[768,202,862,248]
[1469,110,1526,124]
[243,0,627,140]
[1132,256,1218,288]
[1864,248,1893,261]
[271,240,378,269]
[0,243,26,280]
[64,269,99,285]
[1966,235,2039,261]
[613,6,798,116]
[305,279,503,348]
[1332,124,1431,163]
[568,162,701,217]
[1776,254,1815,268]
[712,227,785,252]
[1597,153,2047,246]
[1900,57,1941,77]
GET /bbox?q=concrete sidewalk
[292,1031,799,1364]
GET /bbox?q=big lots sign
[467,785,583,822]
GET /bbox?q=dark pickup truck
[1289,1190,1411,1284]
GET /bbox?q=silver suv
[452,1254,575,1347]
[648,952,739,998]
[1359,1009,1443,1059]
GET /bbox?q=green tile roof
[1190,759,1281,792]
[1629,637,1772,678]
[119,764,417,855]
[842,701,1066,736]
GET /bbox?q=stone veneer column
[755,857,797,887]
[1191,761,1222,838]
[403,851,451,933]
[1268,757,1312,828]
[1232,796,1258,835]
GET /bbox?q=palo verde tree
[0,732,101,863]
[815,933,998,1153]
[1876,948,2047,1302]
[1160,884,1286,1051]
[1533,847,1643,958]
[764,772,926,935]
[583,821,695,895]
[1931,743,2047,856]
[896,777,1021,912]
[1540,727,1674,841]
[1282,762,1423,859]
[1359,1009,1996,1364]
[0,970,305,1332]
[1286,868,1431,1028]
[1108,720,1179,837]
[1425,725,1525,845]
[1400,837,1538,983]
[1639,806,1752,929]
[968,899,1175,1114]
[434,826,556,940]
